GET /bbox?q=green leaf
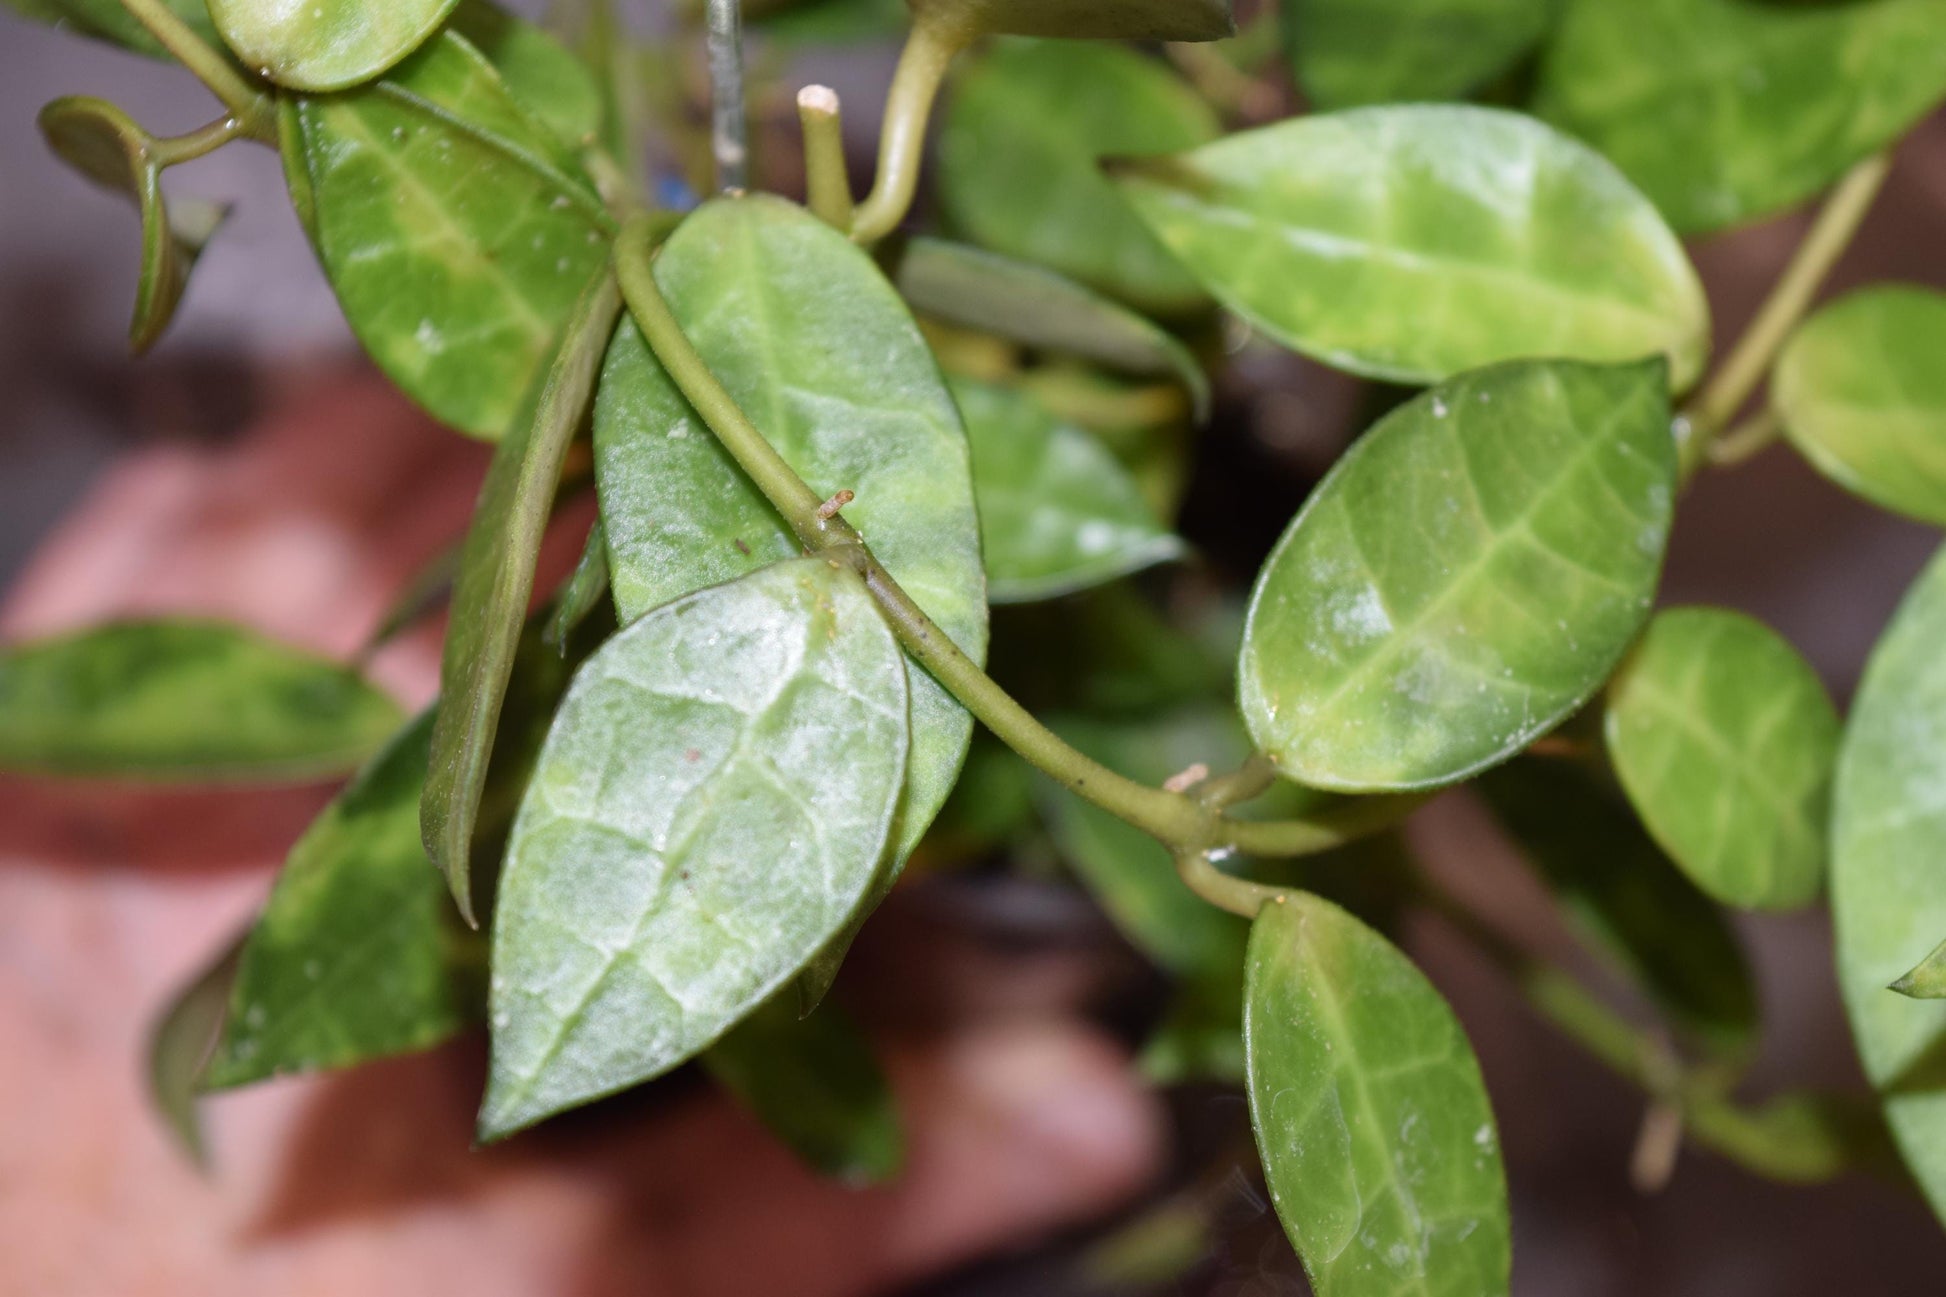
[1894,939,1946,1001]
[592,194,987,996]
[1282,0,1552,109]
[209,0,462,91]
[751,0,908,46]
[3,0,221,57]
[38,96,227,353]
[451,0,605,148]
[545,519,611,654]
[285,30,615,439]
[1478,759,1758,1058]
[938,40,1221,315]
[1605,608,1840,912]
[1774,286,1946,527]
[204,714,482,1088]
[424,273,619,925]
[1245,893,1510,1297]
[702,994,903,1183]
[990,584,1229,718]
[1834,544,1946,1225]
[1115,105,1710,390]
[480,557,910,1139]
[0,620,402,783]
[918,0,1233,41]
[1239,358,1676,792]
[146,935,244,1168]
[1537,0,1946,234]
[883,236,1211,422]
[955,378,1184,604]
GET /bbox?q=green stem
[849,11,968,244]
[612,216,1415,865]
[151,115,247,168]
[1175,847,1289,918]
[117,0,272,139]
[1681,153,1892,472]
[1708,406,1783,468]
[797,85,855,231]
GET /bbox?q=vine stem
[1680,153,1892,472]
[611,216,1417,867]
[797,85,855,231]
[117,0,272,140]
[849,10,970,244]
[705,0,749,191]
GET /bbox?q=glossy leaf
[1478,759,1758,1058]
[146,936,244,1167]
[1246,893,1510,1297]
[1116,105,1710,389]
[1605,608,1840,912]
[884,236,1210,421]
[204,714,480,1088]
[1774,286,1946,527]
[938,40,1220,315]
[480,558,911,1139]
[451,0,605,148]
[425,274,619,924]
[703,994,903,1183]
[1283,0,1552,109]
[1240,359,1676,792]
[593,194,987,997]
[285,30,614,439]
[1834,544,1946,1225]
[1537,0,1946,233]
[208,0,462,91]
[0,620,402,783]
[1894,939,1946,1001]
[919,0,1232,41]
[3,0,221,57]
[956,378,1184,603]
[38,96,227,353]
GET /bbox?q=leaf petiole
[116,0,274,140]
[849,8,971,243]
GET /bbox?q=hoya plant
[6,0,1946,1289]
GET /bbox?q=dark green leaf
[918,0,1233,41]
[956,378,1184,603]
[1282,0,1552,109]
[1774,286,1946,527]
[0,620,401,782]
[3,0,221,57]
[1537,0,1946,233]
[751,0,908,45]
[989,584,1229,718]
[1239,358,1676,792]
[452,0,605,147]
[703,994,903,1183]
[424,273,619,924]
[209,0,462,91]
[1115,105,1710,389]
[1605,608,1840,912]
[285,30,614,439]
[1834,543,1946,1224]
[592,194,987,999]
[884,236,1211,421]
[1246,893,1510,1297]
[1894,939,1946,1000]
[38,96,227,353]
[480,558,911,1139]
[545,519,610,654]
[1478,759,1758,1059]
[938,40,1220,314]
[146,936,244,1168]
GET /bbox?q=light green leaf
[919,0,1233,41]
[938,40,1221,315]
[1246,893,1510,1297]
[955,378,1184,603]
[3,0,222,57]
[38,96,228,353]
[285,30,614,439]
[1478,759,1758,1058]
[593,194,987,998]
[1537,0,1946,233]
[703,994,903,1183]
[480,558,910,1139]
[1240,359,1675,792]
[1605,608,1840,912]
[1115,105,1710,390]
[209,0,462,91]
[452,0,605,148]
[1894,939,1946,1001]
[1774,286,1946,527]
[0,620,402,783]
[1834,544,1946,1225]
[424,273,619,924]
[146,935,244,1168]
[1282,0,1552,109]
[884,236,1211,422]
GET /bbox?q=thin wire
[704,0,748,192]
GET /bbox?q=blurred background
[4,3,1946,1293]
